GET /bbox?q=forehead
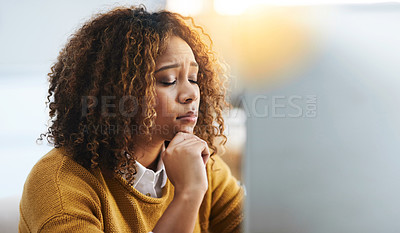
[156,36,196,64]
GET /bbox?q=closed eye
[189,80,198,84]
[161,80,177,86]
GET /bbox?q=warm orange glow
[213,0,398,16]
[195,6,316,87]
[230,8,313,86]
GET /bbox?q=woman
[19,5,243,233]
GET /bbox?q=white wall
[0,0,165,198]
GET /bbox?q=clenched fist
[161,132,210,197]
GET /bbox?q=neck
[134,137,164,171]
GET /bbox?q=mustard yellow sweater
[19,148,243,233]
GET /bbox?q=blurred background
[1,0,400,232]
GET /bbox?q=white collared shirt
[132,157,167,198]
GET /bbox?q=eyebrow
[155,62,198,73]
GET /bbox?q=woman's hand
[161,132,210,197]
[152,132,210,233]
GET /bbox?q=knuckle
[176,132,185,138]
[183,147,191,154]
[198,139,207,146]
[170,147,178,155]
[163,149,170,157]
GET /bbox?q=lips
[177,113,196,119]
[176,111,198,121]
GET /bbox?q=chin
[156,124,196,141]
[174,125,194,134]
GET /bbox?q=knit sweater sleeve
[207,155,244,233]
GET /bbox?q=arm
[38,214,103,233]
[152,189,204,233]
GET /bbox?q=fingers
[167,132,192,147]
[164,132,210,162]
[168,132,204,148]
[167,135,210,165]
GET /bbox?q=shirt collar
[132,143,167,188]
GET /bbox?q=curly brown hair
[38,5,229,171]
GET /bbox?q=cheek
[154,90,176,120]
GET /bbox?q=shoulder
[202,154,244,232]
[205,154,243,199]
[206,154,228,172]
[22,148,98,199]
[206,155,238,188]
[20,148,103,232]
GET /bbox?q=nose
[178,79,198,104]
